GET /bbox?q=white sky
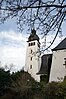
[0,30,27,71]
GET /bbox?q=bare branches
[41,12,65,52]
[1,4,66,11]
[0,0,66,52]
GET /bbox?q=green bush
[42,81,66,99]
[0,69,66,99]
[0,68,11,96]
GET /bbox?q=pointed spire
[27,29,39,42]
[31,28,36,34]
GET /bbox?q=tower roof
[52,38,66,51]
[27,29,39,42]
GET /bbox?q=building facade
[24,29,66,82]
[49,38,66,82]
[24,29,41,82]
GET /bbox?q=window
[64,58,66,60]
[30,65,32,69]
[31,50,32,53]
[31,43,32,46]
[29,43,30,46]
[65,61,66,65]
[31,57,32,61]
[34,42,35,45]
[64,58,66,66]
[29,42,35,46]
[63,58,66,68]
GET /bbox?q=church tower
[24,29,41,82]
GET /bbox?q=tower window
[31,50,32,53]
[29,43,30,46]
[30,65,32,69]
[31,43,32,46]
[34,42,35,45]
[63,58,66,68]
[29,42,35,46]
[31,57,32,61]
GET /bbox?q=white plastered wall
[24,40,41,82]
[49,49,66,82]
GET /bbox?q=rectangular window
[64,58,66,60]
[29,42,35,46]
[63,58,66,68]
[30,65,32,69]
[34,42,35,45]
[31,43,33,46]
[31,50,32,53]
[31,57,32,61]
[29,43,30,46]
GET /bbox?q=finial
[31,28,36,34]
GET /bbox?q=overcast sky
[0,18,66,72]
[0,18,28,71]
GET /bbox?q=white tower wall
[24,40,41,82]
[49,49,66,82]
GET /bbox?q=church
[49,37,66,82]
[24,29,66,82]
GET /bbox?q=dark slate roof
[27,29,39,42]
[52,38,66,51]
[37,54,52,75]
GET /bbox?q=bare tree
[0,0,66,51]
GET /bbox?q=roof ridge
[52,37,66,51]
